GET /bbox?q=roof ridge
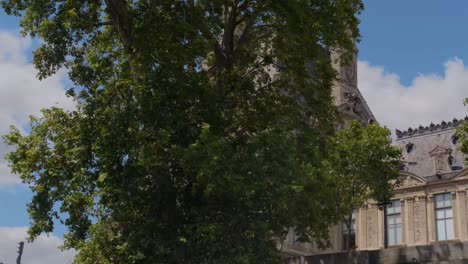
[395,116,468,139]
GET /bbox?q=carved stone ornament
[395,117,468,139]
[367,209,376,247]
[343,58,357,85]
[399,176,425,189]
[413,200,425,242]
[343,91,363,115]
[428,146,452,174]
[405,176,419,187]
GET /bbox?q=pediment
[395,173,426,189]
[428,146,452,156]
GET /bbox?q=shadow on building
[286,241,468,264]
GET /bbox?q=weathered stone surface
[295,242,468,264]
[395,125,465,178]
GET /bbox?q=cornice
[395,117,467,140]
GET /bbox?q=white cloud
[0,227,76,264]
[0,31,74,186]
[358,58,468,134]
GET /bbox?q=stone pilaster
[378,203,384,248]
[414,195,427,244]
[427,194,435,242]
[456,189,467,240]
[356,207,362,249]
[359,205,368,250]
[366,204,379,249]
[452,191,459,239]
[400,198,406,245]
[406,197,415,246]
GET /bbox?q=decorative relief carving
[429,146,452,174]
[435,154,446,172]
[341,57,357,85]
[413,201,425,243]
[398,176,425,189]
[343,91,362,115]
[367,208,377,247]
[406,176,419,187]
[413,198,427,243]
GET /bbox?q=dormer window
[406,142,415,153]
[429,146,452,174]
[448,156,456,166]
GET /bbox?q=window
[406,142,415,153]
[435,193,454,241]
[386,200,402,246]
[342,212,356,251]
[448,156,456,166]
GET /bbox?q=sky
[358,1,468,131]
[0,1,467,263]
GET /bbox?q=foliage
[326,120,401,251]
[2,0,363,263]
[457,98,468,159]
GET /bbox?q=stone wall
[285,242,468,264]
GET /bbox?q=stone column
[456,190,467,240]
[427,194,435,242]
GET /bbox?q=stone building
[281,48,377,258]
[281,50,468,263]
[337,119,468,252]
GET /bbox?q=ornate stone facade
[281,49,468,262]
[280,49,377,258]
[283,126,468,262]
[331,49,375,126]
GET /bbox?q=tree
[457,99,468,159]
[2,1,363,263]
[326,120,401,255]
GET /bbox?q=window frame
[386,200,402,246]
[434,193,454,241]
[341,211,356,251]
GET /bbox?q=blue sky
[359,1,468,86]
[0,1,467,263]
[0,9,18,29]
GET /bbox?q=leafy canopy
[457,99,468,159]
[326,120,401,253]
[2,0,363,263]
[327,120,401,227]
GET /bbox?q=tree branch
[104,0,135,53]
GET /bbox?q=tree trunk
[344,214,353,263]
